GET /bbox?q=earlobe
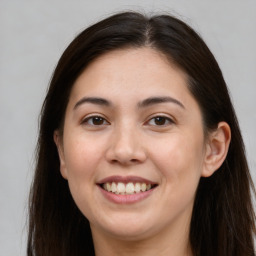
[202,122,231,177]
[53,130,68,179]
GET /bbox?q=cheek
[62,136,103,215]
[62,135,105,208]
[64,134,103,175]
[150,133,205,192]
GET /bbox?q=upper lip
[97,175,157,185]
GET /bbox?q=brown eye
[92,117,104,125]
[154,117,166,125]
[83,116,109,126]
[148,116,174,126]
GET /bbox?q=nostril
[111,158,138,164]
[105,145,147,165]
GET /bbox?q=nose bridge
[115,122,136,151]
[106,120,146,164]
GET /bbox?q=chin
[105,226,153,241]
[92,214,155,241]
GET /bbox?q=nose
[105,126,147,165]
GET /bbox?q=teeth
[141,183,146,192]
[106,182,111,191]
[102,182,153,194]
[126,182,134,194]
[116,182,125,194]
[134,183,140,193]
[111,182,117,193]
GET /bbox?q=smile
[97,176,158,204]
[101,182,156,195]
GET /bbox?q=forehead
[70,47,192,102]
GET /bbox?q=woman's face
[55,48,210,241]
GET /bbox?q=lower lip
[98,186,156,204]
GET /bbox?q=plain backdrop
[0,0,255,255]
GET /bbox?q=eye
[82,116,109,126]
[147,116,174,126]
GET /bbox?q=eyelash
[146,116,174,126]
[82,115,110,126]
[81,115,174,127]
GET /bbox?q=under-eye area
[98,182,158,195]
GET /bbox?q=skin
[54,47,231,256]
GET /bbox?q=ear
[202,122,231,177]
[53,130,68,179]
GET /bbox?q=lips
[97,176,158,204]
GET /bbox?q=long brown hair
[27,12,256,256]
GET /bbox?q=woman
[27,11,256,256]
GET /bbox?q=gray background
[0,0,255,255]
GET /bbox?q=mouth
[100,182,158,195]
[97,176,158,200]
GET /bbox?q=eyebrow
[138,96,185,109]
[73,96,185,110]
[73,97,111,110]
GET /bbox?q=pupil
[93,117,103,125]
[155,117,165,125]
